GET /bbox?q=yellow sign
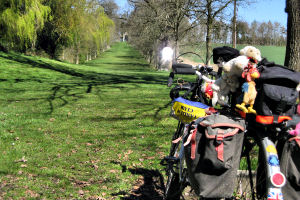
[172,101,207,123]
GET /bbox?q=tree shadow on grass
[111,162,165,200]
[0,53,169,114]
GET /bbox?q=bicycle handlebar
[167,63,215,87]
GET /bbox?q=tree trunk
[76,47,80,64]
[62,49,65,60]
[206,16,213,64]
[232,0,237,48]
[284,0,300,71]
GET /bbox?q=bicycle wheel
[164,123,186,200]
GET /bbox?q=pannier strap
[289,136,300,148]
[204,128,240,139]
[183,128,198,160]
[190,128,198,160]
[200,122,245,131]
[204,124,244,162]
[172,136,183,144]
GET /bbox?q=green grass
[0,42,176,199]
[180,43,286,65]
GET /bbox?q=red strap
[172,136,182,144]
[190,128,198,160]
[215,135,224,162]
[256,115,292,124]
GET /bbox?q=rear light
[270,172,286,187]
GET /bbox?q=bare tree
[191,0,233,64]
[127,0,199,69]
[284,0,300,71]
[231,0,256,47]
[232,0,237,48]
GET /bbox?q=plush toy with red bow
[236,65,260,114]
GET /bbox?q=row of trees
[210,20,286,46]
[125,0,299,71]
[0,0,115,63]
[125,0,265,68]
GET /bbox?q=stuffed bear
[223,46,262,76]
[211,46,262,106]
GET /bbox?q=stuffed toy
[211,75,239,106]
[201,82,214,99]
[223,46,262,76]
[236,66,260,114]
[211,46,262,106]
[289,122,300,136]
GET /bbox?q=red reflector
[271,172,286,187]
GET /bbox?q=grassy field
[0,43,177,199]
[181,43,286,65]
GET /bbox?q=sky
[115,0,287,27]
[237,0,287,27]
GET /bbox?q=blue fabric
[173,97,209,109]
[242,82,249,92]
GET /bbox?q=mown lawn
[0,43,177,199]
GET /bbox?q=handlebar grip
[174,68,196,75]
[167,72,174,87]
[172,63,196,75]
[172,63,193,69]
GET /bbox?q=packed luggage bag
[279,133,300,200]
[254,59,300,122]
[184,114,246,198]
[255,59,300,200]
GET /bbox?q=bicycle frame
[178,124,189,182]
[260,136,286,199]
[162,50,292,199]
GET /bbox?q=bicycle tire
[165,168,181,200]
[164,123,185,200]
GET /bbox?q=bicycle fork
[261,137,285,200]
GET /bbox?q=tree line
[125,0,299,71]
[0,0,115,64]
[208,20,286,46]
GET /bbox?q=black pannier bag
[184,114,245,198]
[212,46,240,64]
[279,136,300,200]
[254,59,300,118]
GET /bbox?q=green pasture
[0,43,175,199]
[181,43,286,65]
